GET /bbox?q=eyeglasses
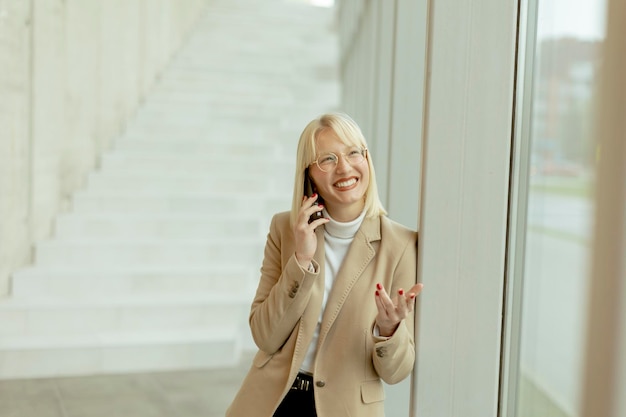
[311,147,367,172]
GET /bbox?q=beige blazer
[226,211,418,417]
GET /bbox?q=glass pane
[516,0,606,416]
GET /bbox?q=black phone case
[304,168,324,224]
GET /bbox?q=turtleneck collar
[322,209,366,239]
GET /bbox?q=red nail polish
[375,291,379,296]
[312,193,317,198]
[376,283,382,290]
[399,289,404,295]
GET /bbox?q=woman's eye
[348,149,361,156]
[320,155,336,164]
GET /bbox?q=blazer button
[315,380,326,388]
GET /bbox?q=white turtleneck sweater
[299,209,366,374]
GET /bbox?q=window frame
[498,0,538,414]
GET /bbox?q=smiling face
[309,128,370,222]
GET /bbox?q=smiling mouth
[334,178,357,188]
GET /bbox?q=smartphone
[304,168,324,224]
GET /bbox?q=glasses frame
[311,147,368,173]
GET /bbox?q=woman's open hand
[293,194,328,268]
[374,282,424,337]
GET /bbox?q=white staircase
[0,0,339,379]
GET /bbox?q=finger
[396,288,408,316]
[375,283,395,313]
[303,193,320,205]
[309,216,329,227]
[374,290,387,314]
[300,194,318,211]
[305,202,324,218]
[406,283,424,298]
[403,284,423,313]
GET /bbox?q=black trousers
[273,373,317,417]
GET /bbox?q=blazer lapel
[301,224,327,327]
[291,223,326,374]
[317,215,382,345]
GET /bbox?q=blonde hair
[290,112,387,226]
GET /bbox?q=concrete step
[70,190,291,217]
[86,168,294,194]
[147,83,339,106]
[11,265,256,298]
[0,325,242,379]
[131,106,298,126]
[99,153,295,175]
[85,172,277,194]
[0,294,250,338]
[138,92,297,109]
[53,213,263,239]
[34,239,264,267]
[114,122,280,140]
[118,124,273,142]
[116,120,306,145]
[157,67,295,87]
[111,138,278,156]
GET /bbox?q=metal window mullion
[498,0,540,415]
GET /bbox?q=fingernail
[398,289,404,295]
[318,204,324,209]
[410,294,416,299]
[312,193,317,197]
[376,283,382,290]
[375,291,379,296]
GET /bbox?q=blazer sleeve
[248,213,320,354]
[371,231,418,384]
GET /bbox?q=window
[506,0,607,415]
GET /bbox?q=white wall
[0,0,209,296]
[0,0,32,300]
[338,0,426,230]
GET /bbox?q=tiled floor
[0,352,253,417]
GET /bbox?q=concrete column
[581,0,626,414]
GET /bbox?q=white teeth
[335,178,357,188]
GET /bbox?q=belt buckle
[291,373,311,392]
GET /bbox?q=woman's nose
[335,153,351,172]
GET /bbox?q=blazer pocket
[252,351,273,368]
[360,380,385,404]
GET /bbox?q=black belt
[291,372,314,392]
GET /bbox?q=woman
[226,112,423,417]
